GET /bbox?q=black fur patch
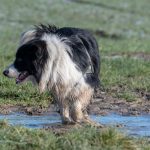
[34,24,100,88]
[14,40,48,83]
[34,24,58,39]
[56,27,100,87]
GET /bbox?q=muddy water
[0,113,149,137]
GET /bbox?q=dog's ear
[32,40,48,60]
[28,40,49,84]
[17,40,48,60]
[29,40,49,70]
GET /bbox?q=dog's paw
[62,117,75,125]
[82,118,104,128]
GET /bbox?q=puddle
[91,114,150,137]
[0,112,61,128]
[0,112,149,137]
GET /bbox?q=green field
[0,0,149,105]
[0,0,150,149]
[1,120,150,150]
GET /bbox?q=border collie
[3,25,100,125]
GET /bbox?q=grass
[0,0,150,105]
[101,58,150,91]
[0,0,150,149]
[1,120,150,150]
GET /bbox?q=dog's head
[3,39,48,85]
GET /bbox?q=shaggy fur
[3,25,100,124]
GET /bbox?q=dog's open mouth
[16,71,29,84]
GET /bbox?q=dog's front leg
[59,101,73,124]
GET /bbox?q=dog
[3,24,100,125]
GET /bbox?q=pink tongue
[19,73,27,80]
[16,78,21,84]
[16,72,28,84]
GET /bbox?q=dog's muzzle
[3,64,20,78]
[3,70,9,77]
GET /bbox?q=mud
[0,88,149,116]
[0,83,149,137]
[0,89,150,136]
[91,29,122,39]
[89,89,150,116]
[104,52,150,61]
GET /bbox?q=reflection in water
[0,112,149,137]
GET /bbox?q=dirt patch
[68,0,138,15]
[104,52,150,61]
[0,89,149,116]
[129,52,150,61]
[0,104,56,115]
[89,89,150,116]
[0,105,20,115]
[91,29,122,39]
[44,123,85,135]
[0,89,149,135]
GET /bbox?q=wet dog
[3,25,100,124]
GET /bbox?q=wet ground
[92,114,150,137]
[0,112,149,137]
[0,89,149,137]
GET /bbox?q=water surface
[92,114,150,137]
[0,112,149,137]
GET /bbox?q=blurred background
[0,0,149,104]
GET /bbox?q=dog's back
[56,27,100,88]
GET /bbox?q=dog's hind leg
[70,87,103,127]
[70,87,92,124]
[70,100,84,123]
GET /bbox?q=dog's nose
[3,70,9,76]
